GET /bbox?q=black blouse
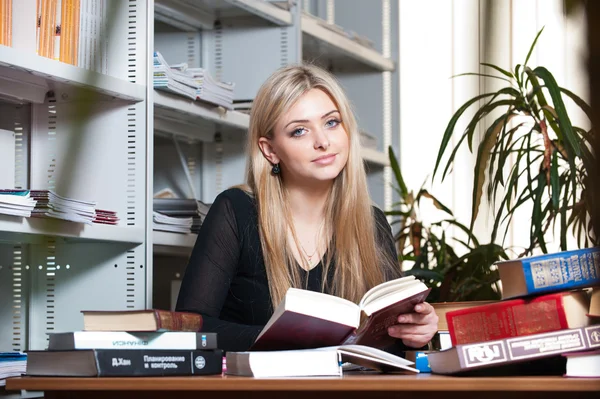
[176,188,401,351]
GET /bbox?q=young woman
[176,64,438,352]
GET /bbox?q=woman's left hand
[387,302,439,348]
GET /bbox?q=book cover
[81,309,203,332]
[48,331,218,351]
[251,276,431,351]
[428,324,600,375]
[446,291,590,345]
[496,247,600,299]
[26,349,223,377]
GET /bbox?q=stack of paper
[153,51,235,109]
[153,211,193,234]
[0,190,37,217]
[31,190,97,224]
[94,209,119,225]
[0,352,26,387]
[153,198,209,234]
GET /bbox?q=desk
[6,374,600,399]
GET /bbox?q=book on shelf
[0,189,37,217]
[431,300,496,331]
[446,290,591,345]
[26,349,223,377]
[153,211,193,234]
[427,324,600,375]
[31,189,97,224]
[225,344,418,378]
[48,331,217,351]
[251,276,431,351]
[562,350,600,378]
[81,309,203,332]
[496,247,600,299]
[0,352,26,387]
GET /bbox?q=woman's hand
[387,302,439,348]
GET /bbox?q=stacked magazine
[31,190,97,224]
[0,352,26,386]
[153,198,210,234]
[153,51,235,109]
[0,190,37,217]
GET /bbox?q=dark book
[428,324,600,375]
[26,349,223,377]
[251,276,431,351]
[48,331,217,351]
[81,309,202,332]
[446,290,590,345]
[496,247,600,299]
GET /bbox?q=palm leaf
[388,146,408,198]
[524,27,545,67]
[418,190,453,216]
[481,62,514,78]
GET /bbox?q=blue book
[497,247,600,299]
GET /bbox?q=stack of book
[153,51,234,110]
[93,209,119,225]
[0,352,26,386]
[153,211,193,234]
[25,309,224,377]
[31,190,97,224]
[153,198,208,234]
[0,189,37,217]
[428,247,600,377]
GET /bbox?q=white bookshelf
[153,230,196,256]
[361,147,390,167]
[301,14,395,72]
[0,46,146,103]
[0,217,144,245]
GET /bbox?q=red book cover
[446,291,590,345]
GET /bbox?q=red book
[251,276,431,351]
[81,309,203,332]
[446,291,590,345]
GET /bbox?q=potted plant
[432,27,596,255]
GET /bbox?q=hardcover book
[226,344,418,378]
[81,309,203,332]
[432,300,496,331]
[496,247,600,299]
[48,331,217,351]
[252,276,431,351]
[446,290,591,345]
[26,349,223,377]
[428,325,600,375]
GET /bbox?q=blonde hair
[244,64,398,308]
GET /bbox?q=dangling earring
[271,163,281,175]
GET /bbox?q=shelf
[0,46,146,104]
[0,216,144,245]
[154,90,249,141]
[154,0,291,31]
[153,230,196,257]
[361,148,389,167]
[301,14,395,72]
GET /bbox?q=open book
[226,344,419,378]
[252,276,431,351]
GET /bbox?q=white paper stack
[0,190,37,217]
[153,211,193,234]
[0,352,27,387]
[154,51,235,109]
[31,190,97,224]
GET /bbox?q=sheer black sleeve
[176,191,262,351]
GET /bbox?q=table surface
[6,374,600,392]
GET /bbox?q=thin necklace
[298,219,325,264]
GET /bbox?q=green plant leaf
[434,92,499,180]
[388,146,408,198]
[550,149,560,210]
[524,27,545,67]
[533,66,582,157]
[471,113,517,232]
[439,219,480,247]
[560,87,594,121]
[466,99,518,152]
[452,72,512,84]
[418,190,454,216]
[481,62,514,78]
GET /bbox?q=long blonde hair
[244,64,398,308]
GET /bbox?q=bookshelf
[0,0,399,353]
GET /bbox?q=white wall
[398,0,588,257]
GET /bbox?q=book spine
[154,310,203,332]
[522,247,600,295]
[49,332,218,350]
[456,325,600,371]
[446,293,572,345]
[94,349,223,376]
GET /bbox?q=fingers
[396,303,439,326]
[414,302,434,314]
